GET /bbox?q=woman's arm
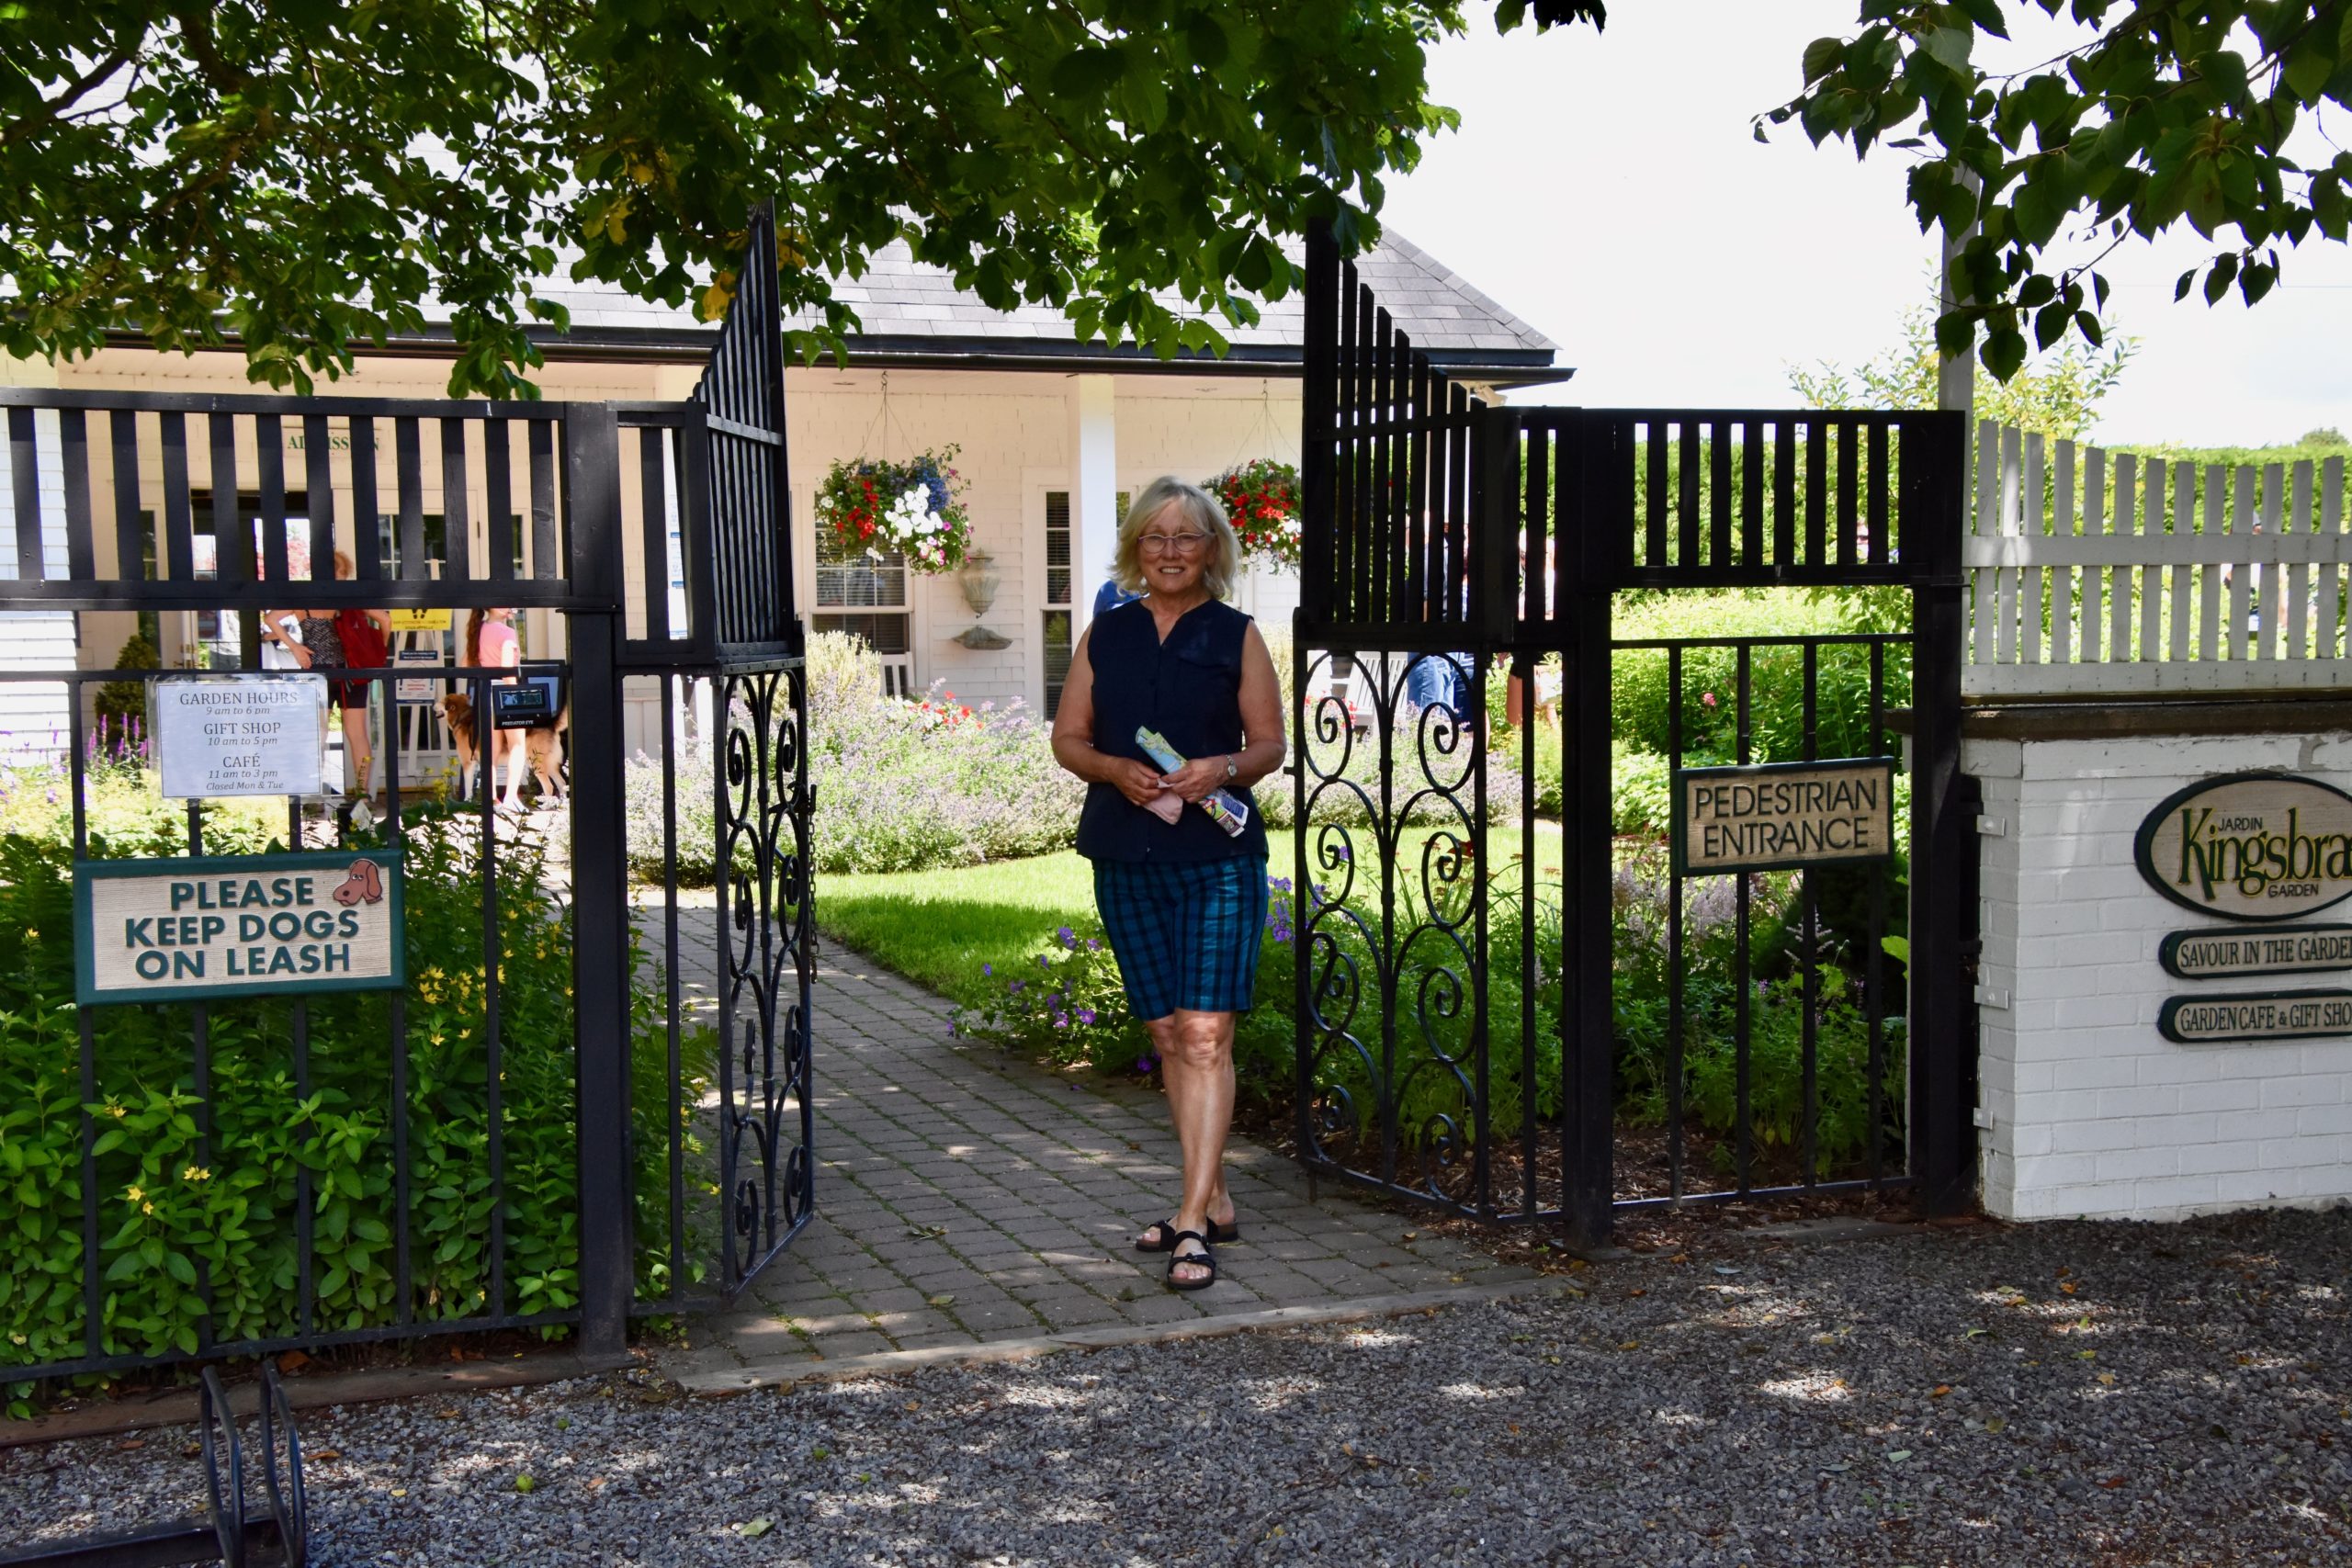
[262,610,313,668]
[1050,628,1169,807]
[1158,622,1287,803]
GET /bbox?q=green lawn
[816,849,1096,1009]
[812,825,1561,1010]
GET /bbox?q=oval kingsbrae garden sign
[2136,773,2352,923]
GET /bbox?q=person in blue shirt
[1092,574,1141,616]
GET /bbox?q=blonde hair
[1112,477,1240,600]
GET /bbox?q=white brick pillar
[1069,375,1118,634]
[1969,724,2352,1222]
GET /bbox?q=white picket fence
[1963,419,2352,698]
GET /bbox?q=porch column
[1069,375,1118,633]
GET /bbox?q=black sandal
[1136,1216,1239,1253]
[1165,1231,1217,1292]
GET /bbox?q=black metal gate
[0,207,808,1391]
[1293,226,1973,1245]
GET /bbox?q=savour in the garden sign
[74,850,404,1005]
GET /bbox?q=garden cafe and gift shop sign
[154,673,327,799]
[2159,989,2352,1045]
[2139,773,2352,1043]
[1672,758,1895,875]
[74,850,403,1005]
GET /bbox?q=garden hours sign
[74,850,404,1005]
[154,673,327,799]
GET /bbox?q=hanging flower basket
[1205,457,1301,570]
[814,447,972,573]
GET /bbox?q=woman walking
[1050,478,1284,1291]
[264,553,389,800]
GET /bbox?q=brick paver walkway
[638,895,1534,1383]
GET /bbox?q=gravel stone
[6,1205,2349,1564]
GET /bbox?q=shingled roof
[522,227,1567,387]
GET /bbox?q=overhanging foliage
[1766,2,2352,380]
[0,2,1607,397]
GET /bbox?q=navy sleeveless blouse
[1075,598,1270,863]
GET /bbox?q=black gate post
[1905,412,1975,1216]
[1295,220,1338,1176]
[565,403,636,1359]
[1558,412,1616,1247]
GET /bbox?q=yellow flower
[181,1165,209,1183]
[140,1201,154,1215]
[109,1104,127,1118]
[124,1184,144,1202]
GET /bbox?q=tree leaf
[1050,46,1127,100]
[1981,326,2027,382]
[1186,14,1229,68]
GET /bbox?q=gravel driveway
[7,1205,2348,1565]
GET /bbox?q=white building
[2,231,1566,752]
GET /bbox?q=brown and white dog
[440,692,570,804]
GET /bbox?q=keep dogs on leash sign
[74,850,405,1005]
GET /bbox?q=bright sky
[1382,2,2352,447]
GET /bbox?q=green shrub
[626,634,1084,883]
[0,812,711,1407]
[1611,591,1910,766]
[0,761,283,861]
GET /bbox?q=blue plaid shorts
[1092,856,1270,1021]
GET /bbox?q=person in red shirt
[331,552,390,801]
[265,550,389,801]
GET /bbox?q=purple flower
[982,963,992,976]
[1010,979,1024,994]
[1086,938,1102,951]
[1038,953,1051,969]
[1076,1008,1096,1025]
[1134,1054,1156,1075]
[1057,926,1078,949]
[947,1019,960,1038]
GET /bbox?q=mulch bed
[1227,1084,1934,1271]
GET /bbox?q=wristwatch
[1223,754,1238,781]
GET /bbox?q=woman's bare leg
[500,726,528,808]
[1157,1008,1236,1286]
[340,703,372,798]
[1140,1014,1236,1255]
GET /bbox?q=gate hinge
[1974,815,2007,837]
[1973,983,2009,1010]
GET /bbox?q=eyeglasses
[1139,532,1210,556]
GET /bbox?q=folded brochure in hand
[1134,727,1250,837]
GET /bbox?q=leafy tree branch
[0,2,1606,397]
[1760,1,2352,382]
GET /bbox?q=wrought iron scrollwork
[1294,646,1489,1210]
[714,661,816,1292]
